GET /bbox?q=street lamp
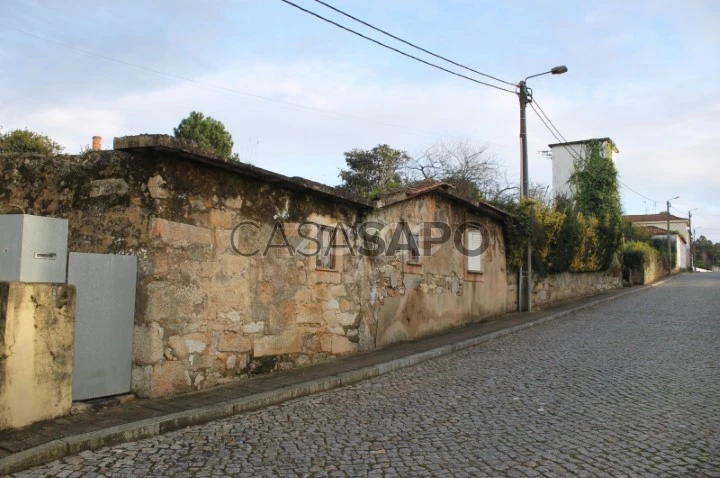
[517,65,568,312]
[666,196,679,274]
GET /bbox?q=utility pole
[519,81,530,198]
[518,80,531,312]
[666,201,672,275]
[665,197,678,274]
[689,209,696,271]
[515,65,567,313]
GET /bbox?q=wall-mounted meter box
[0,214,69,283]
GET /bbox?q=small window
[466,229,483,273]
[408,232,421,264]
[316,226,336,270]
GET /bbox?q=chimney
[92,136,102,151]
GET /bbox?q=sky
[1,0,719,241]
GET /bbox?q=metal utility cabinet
[0,214,137,401]
[68,252,137,400]
[0,214,69,283]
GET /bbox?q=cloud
[2,0,719,240]
[2,58,521,184]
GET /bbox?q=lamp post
[517,65,567,312]
[666,196,679,274]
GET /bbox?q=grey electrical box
[0,214,69,283]
[68,252,137,400]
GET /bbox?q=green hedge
[651,237,677,269]
[621,241,657,270]
[503,198,622,276]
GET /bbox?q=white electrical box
[0,214,69,283]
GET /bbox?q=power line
[528,101,583,165]
[1,24,466,140]
[532,97,664,204]
[527,99,582,162]
[670,205,691,218]
[530,95,670,206]
[279,0,516,94]
[529,102,564,145]
[311,0,516,88]
[531,98,568,143]
[618,181,661,203]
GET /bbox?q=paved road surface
[13,273,720,477]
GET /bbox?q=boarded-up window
[316,226,336,270]
[466,229,483,273]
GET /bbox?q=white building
[549,138,619,199]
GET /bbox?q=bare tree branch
[404,138,504,201]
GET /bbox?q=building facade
[549,138,619,199]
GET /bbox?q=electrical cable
[528,101,583,166]
[618,181,662,203]
[529,102,564,145]
[279,0,516,94]
[531,98,568,143]
[0,24,468,139]
[530,95,670,206]
[311,0,516,88]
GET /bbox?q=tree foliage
[652,237,677,269]
[545,198,580,273]
[503,140,624,275]
[621,222,683,272]
[0,128,64,155]
[621,241,658,271]
[338,139,513,201]
[503,198,610,275]
[694,235,720,269]
[622,221,655,244]
[338,144,408,199]
[173,111,236,160]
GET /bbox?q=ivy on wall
[569,140,624,270]
[502,139,624,275]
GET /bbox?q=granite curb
[0,275,678,476]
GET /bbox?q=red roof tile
[624,212,687,223]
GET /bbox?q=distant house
[549,138,619,198]
[624,213,690,271]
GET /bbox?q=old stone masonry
[14,273,720,477]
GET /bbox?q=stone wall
[0,142,629,400]
[0,282,76,430]
[366,193,508,347]
[507,269,622,311]
[1,148,370,398]
[628,255,666,285]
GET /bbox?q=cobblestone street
[13,274,720,477]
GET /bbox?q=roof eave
[114,135,372,208]
[374,186,511,221]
